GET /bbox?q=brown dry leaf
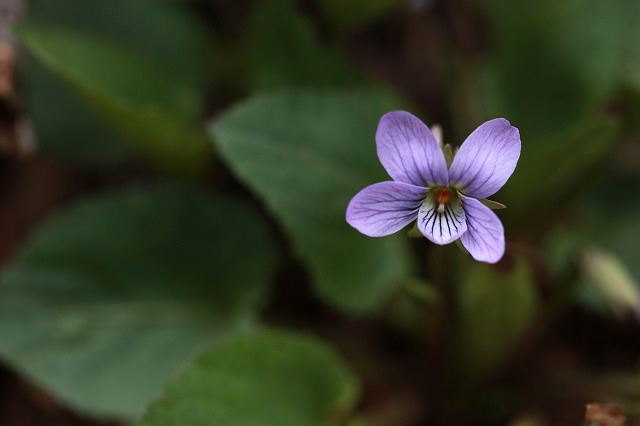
[0,42,15,97]
[585,403,627,426]
[0,0,36,157]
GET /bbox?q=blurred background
[1,0,640,425]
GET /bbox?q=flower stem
[427,245,451,421]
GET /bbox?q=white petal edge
[417,191,467,245]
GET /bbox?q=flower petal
[448,118,520,199]
[346,181,426,237]
[459,194,505,263]
[417,190,467,245]
[376,111,449,187]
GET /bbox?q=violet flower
[346,111,521,263]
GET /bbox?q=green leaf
[18,27,210,175]
[476,0,593,140]
[22,54,133,167]
[136,330,359,426]
[456,257,538,378]
[476,0,636,140]
[247,0,359,90]
[556,0,640,95]
[582,247,640,318]
[542,193,640,319]
[211,90,413,312]
[500,117,619,224]
[578,188,640,316]
[27,0,208,87]
[21,0,209,168]
[479,199,506,210]
[0,186,276,418]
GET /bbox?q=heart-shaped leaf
[211,90,414,312]
[0,186,276,418]
[136,330,359,426]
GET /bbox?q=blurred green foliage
[318,0,403,35]
[26,0,208,85]
[248,0,360,90]
[212,90,414,312]
[2,0,640,424]
[478,0,640,140]
[19,27,210,175]
[20,0,210,172]
[21,52,133,167]
[0,186,275,417]
[500,117,619,225]
[136,330,358,426]
[455,257,538,378]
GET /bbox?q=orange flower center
[435,188,451,204]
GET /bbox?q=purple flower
[346,111,521,263]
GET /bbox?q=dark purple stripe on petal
[448,118,521,199]
[459,194,505,263]
[376,111,449,187]
[346,181,427,237]
[417,191,467,245]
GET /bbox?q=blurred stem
[403,279,440,305]
[428,245,450,421]
[539,255,581,333]
[509,249,580,366]
[442,0,483,140]
[448,52,478,138]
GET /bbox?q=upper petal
[448,118,520,199]
[459,194,505,263]
[376,111,449,187]
[346,181,426,237]
[417,190,467,245]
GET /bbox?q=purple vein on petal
[376,111,449,187]
[448,118,520,199]
[459,194,505,263]
[346,181,427,237]
[417,191,467,245]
